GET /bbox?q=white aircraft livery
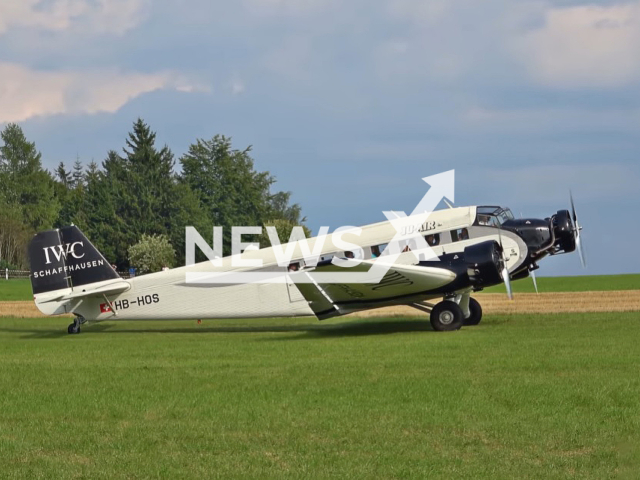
[29,199,584,334]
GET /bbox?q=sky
[1,0,639,276]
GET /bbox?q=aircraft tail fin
[29,225,120,295]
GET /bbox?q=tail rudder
[29,225,120,296]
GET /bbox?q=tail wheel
[463,297,483,326]
[430,301,464,331]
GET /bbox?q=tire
[67,323,80,334]
[430,301,464,331]
[463,297,483,326]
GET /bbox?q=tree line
[0,119,307,271]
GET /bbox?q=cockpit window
[476,206,514,227]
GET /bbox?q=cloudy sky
[1,0,639,276]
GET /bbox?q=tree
[258,218,311,248]
[76,159,122,264]
[128,234,176,274]
[56,162,72,186]
[180,135,306,254]
[0,204,30,269]
[71,157,84,189]
[83,119,205,268]
[0,123,59,231]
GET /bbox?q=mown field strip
[351,290,640,318]
[2,290,640,319]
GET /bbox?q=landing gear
[430,301,464,331]
[67,315,86,335]
[463,297,483,326]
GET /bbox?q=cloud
[0,0,150,35]
[0,63,208,122]
[515,1,640,87]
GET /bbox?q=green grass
[1,313,640,479]
[483,273,640,294]
[0,279,32,301]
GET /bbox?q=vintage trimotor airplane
[28,187,586,334]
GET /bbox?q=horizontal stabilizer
[38,280,131,303]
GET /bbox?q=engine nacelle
[464,240,504,288]
[419,240,505,292]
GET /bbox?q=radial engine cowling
[464,240,504,288]
[553,209,576,253]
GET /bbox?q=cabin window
[375,244,388,256]
[344,249,365,259]
[288,262,301,272]
[424,233,440,246]
[451,228,469,242]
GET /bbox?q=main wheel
[67,323,80,334]
[430,301,464,331]
[463,297,483,326]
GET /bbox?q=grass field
[0,279,32,301]
[482,273,640,294]
[1,313,640,478]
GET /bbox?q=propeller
[570,191,587,268]
[531,268,539,294]
[497,225,513,300]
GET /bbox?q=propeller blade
[570,191,587,268]
[576,233,587,268]
[502,264,513,300]
[531,269,539,294]
[497,226,513,300]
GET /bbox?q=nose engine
[501,196,585,268]
[553,209,576,253]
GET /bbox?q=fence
[3,269,131,280]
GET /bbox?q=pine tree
[56,162,72,186]
[71,157,84,189]
[78,160,121,264]
[54,158,87,228]
[89,119,205,267]
[0,123,59,231]
[180,135,306,254]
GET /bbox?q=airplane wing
[290,259,456,319]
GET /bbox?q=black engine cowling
[418,240,505,292]
[464,240,504,287]
[554,209,576,253]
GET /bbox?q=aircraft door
[286,262,306,302]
